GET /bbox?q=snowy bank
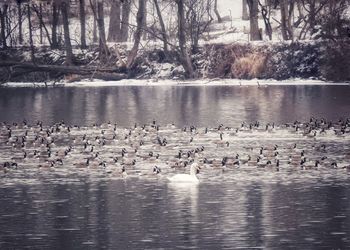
[3,79,350,88]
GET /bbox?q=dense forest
[0,0,349,83]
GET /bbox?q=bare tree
[33,4,52,46]
[242,0,249,20]
[186,0,213,52]
[17,0,23,45]
[108,0,121,42]
[142,0,148,41]
[258,0,272,40]
[127,0,146,69]
[280,0,294,40]
[92,0,98,43]
[79,0,87,49]
[97,0,109,58]
[153,0,169,55]
[27,4,35,62]
[121,0,131,42]
[247,0,262,40]
[39,3,43,44]
[0,4,8,48]
[213,0,222,23]
[177,0,194,78]
[61,1,74,65]
[51,2,59,49]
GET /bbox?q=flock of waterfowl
[0,118,349,181]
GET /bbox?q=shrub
[320,40,350,82]
[263,42,322,80]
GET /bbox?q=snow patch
[3,79,349,88]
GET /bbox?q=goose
[74,158,89,168]
[301,159,319,170]
[167,162,200,183]
[275,159,280,171]
[204,158,223,168]
[11,151,27,163]
[38,160,55,168]
[331,162,350,170]
[305,130,317,139]
[122,158,136,166]
[257,157,272,168]
[238,154,251,165]
[153,165,161,175]
[88,158,101,169]
[2,162,18,170]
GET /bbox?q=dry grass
[204,44,251,78]
[231,53,267,79]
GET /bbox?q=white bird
[167,162,200,183]
[121,166,128,178]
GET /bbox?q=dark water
[0,85,349,126]
[1,175,350,250]
[1,85,350,249]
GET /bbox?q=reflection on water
[168,182,199,244]
[0,85,349,126]
[0,178,349,249]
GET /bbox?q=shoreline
[2,78,350,88]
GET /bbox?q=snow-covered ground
[3,79,350,88]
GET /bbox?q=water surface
[1,173,350,250]
[0,85,349,126]
[0,85,350,249]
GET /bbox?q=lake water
[0,85,350,249]
[0,85,349,127]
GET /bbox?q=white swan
[167,162,200,183]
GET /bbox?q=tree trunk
[5,5,12,47]
[280,0,289,40]
[27,4,35,63]
[287,2,294,40]
[247,0,262,41]
[280,0,293,40]
[153,0,168,55]
[97,0,109,58]
[259,1,272,40]
[79,0,87,49]
[0,4,7,48]
[309,1,316,35]
[121,0,131,42]
[177,0,194,78]
[33,4,52,46]
[92,0,98,43]
[39,3,43,44]
[142,0,147,41]
[61,2,74,65]
[52,2,59,49]
[214,0,222,23]
[18,1,23,45]
[242,0,249,20]
[127,0,145,69]
[0,61,127,81]
[107,0,121,42]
